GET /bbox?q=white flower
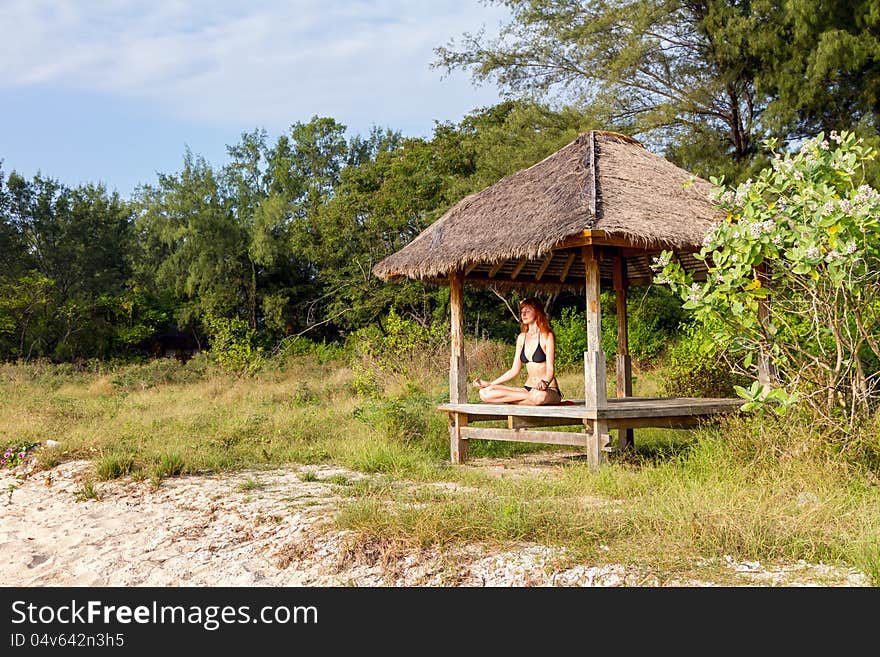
[651,253,671,269]
[855,185,876,204]
[805,246,820,260]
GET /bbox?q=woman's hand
[536,379,549,391]
[472,378,489,389]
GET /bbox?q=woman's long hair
[519,298,552,335]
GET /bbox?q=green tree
[0,164,35,279]
[0,272,54,359]
[133,151,249,335]
[311,102,591,336]
[435,1,778,166]
[763,1,880,140]
[1,171,134,359]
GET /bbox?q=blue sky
[0,1,508,199]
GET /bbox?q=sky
[0,0,509,199]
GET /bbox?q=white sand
[1,457,870,587]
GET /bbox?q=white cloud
[0,0,508,133]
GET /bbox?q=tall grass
[1,345,878,585]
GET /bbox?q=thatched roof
[372,131,725,290]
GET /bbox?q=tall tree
[761,0,880,139]
[435,0,777,166]
[0,164,34,278]
[311,101,590,334]
[0,171,134,358]
[134,151,249,331]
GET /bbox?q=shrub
[554,307,588,369]
[657,130,880,430]
[349,309,447,394]
[659,321,747,398]
[205,316,265,375]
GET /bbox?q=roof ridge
[590,130,643,147]
[588,130,598,222]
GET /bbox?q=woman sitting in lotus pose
[472,297,562,405]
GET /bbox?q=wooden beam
[460,426,589,447]
[448,272,467,404]
[553,230,644,250]
[510,257,528,280]
[488,260,505,278]
[559,252,576,283]
[509,416,584,429]
[464,262,479,276]
[534,253,554,281]
[438,397,744,420]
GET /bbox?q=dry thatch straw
[373,131,725,291]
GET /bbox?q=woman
[472,298,563,405]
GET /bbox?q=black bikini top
[520,335,547,363]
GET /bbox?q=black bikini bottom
[524,385,562,397]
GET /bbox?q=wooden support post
[584,351,607,409]
[449,272,467,404]
[449,413,468,464]
[448,272,468,464]
[613,250,634,450]
[583,419,609,471]
[583,247,607,411]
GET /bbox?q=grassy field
[2,351,879,585]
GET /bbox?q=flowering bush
[654,130,880,429]
[2,440,42,468]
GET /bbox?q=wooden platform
[440,396,744,469]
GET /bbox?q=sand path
[1,458,869,587]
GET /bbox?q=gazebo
[373,131,744,468]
